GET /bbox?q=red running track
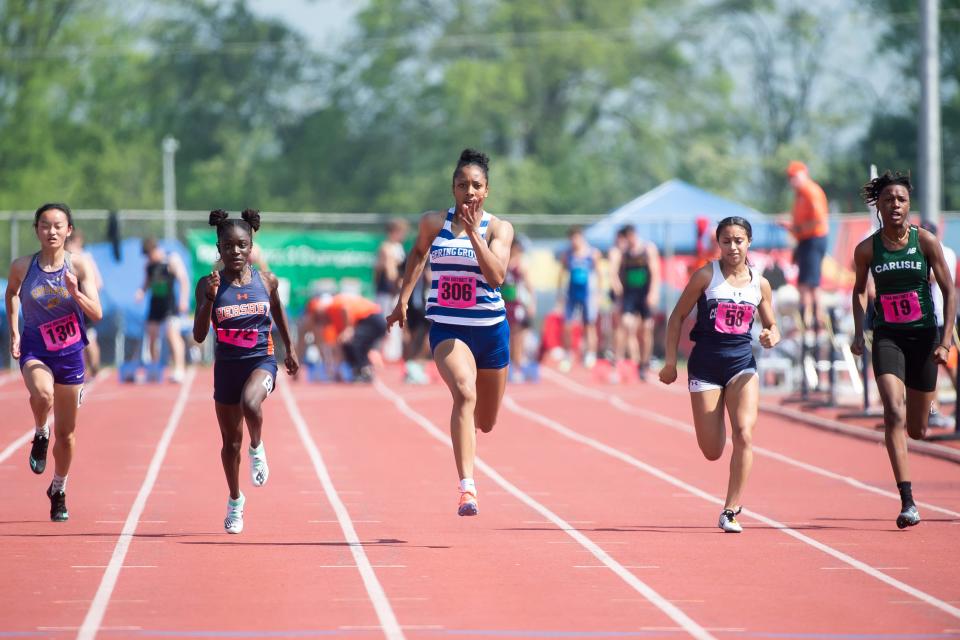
[1,365,958,639]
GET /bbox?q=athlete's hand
[206,268,221,301]
[386,302,406,331]
[284,351,300,376]
[10,334,20,360]
[759,326,780,349]
[933,344,950,366]
[659,363,677,385]
[64,270,80,297]
[850,334,865,357]
[458,198,483,230]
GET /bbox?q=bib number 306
[880,291,922,324]
[438,275,477,308]
[40,313,81,352]
[714,301,754,335]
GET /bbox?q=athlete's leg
[215,402,245,500]
[146,320,161,363]
[722,372,760,510]
[241,368,273,449]
[433,339,478,480]
[621,312,639,363]
[21,360,54,432]
[474,367,508,434]
[876,374,909,483]
[689,387,726,461]
[165,317,186,377]
[639,316,655,368]
[51,383,83,477]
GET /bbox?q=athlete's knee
[240,394,263,420]
[31,388,54,411]
[697,438,724,461]
[883,401,906,429]
[906,421,927,440]
[451,379,477,407]
[477,417,496,434]
[731,425,753,450]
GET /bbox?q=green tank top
[870,226,934,331]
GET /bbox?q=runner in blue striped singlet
[387,149,515,517]
[5,203,103,522]
[193,209,299,534]
[660,217,780,533]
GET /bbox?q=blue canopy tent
[585,179,790,253]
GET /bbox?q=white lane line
[504,394,960,621]
[373,379,714,640]
[0,369,111,466]
[76,367,195,640]
[281,383,404,640]
[542,369,960,519]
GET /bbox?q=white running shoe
[249,443,269,487]
[583,352,597,369]
[718,507,743,533]
[224,493,245,534]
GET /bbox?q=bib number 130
[40,313,81,352]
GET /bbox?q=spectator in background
[558,226,602,371]
[402,257,432,384]
[921,221,958,428]
[692,216,720,274]
[135,237,189,383]
[504,238,536,382]
[65,229,103,378]
[375,218,409,362]
[606,226,629,369]
[784,160,829,338]
[615,225,660,380]
[315,292,387,383]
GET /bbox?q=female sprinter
[851,172,955,529]
[659,217,779,533]
[387,148,514,516]
[193,209,299,534]
[5,203,102,521]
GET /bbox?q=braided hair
[452,148,490,183]
[208,208,261,241]
[861,171,912,228]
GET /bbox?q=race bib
[216,327,259,348]
[714,301,754,335]
[880,291,922,324]
[40,313,81,352]
[438,275,477,308]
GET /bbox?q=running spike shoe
[46,483,68,522]
[718,507,742,533]
[29,434,49,475]
[249,444,269,487]
[457,491,479,517]
[224,494,245,534]
[896,505,920,529]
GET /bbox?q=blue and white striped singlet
[425,208,506,327]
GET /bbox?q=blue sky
[248,0,364,50]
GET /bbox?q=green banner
[186,229,382,314]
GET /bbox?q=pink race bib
[880,291,922,324]
[217,327,259,348]
[40,313,82,352]
[438,275,477,309]
[714,301,755,335]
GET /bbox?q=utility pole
[919,0,941,227]
[162,135,179,241]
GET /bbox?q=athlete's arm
[608,247,623,296]
[192,275,216,344]
[850,239,873,357]
[264,271,299,376]
[646,243,661,308]
[659,264,711,384]
[67,255,103,323]
[387,211,443,330]
[920,230,957,358]
[470,215,513,289]
[169,253,191,313]
[4,257,29,359]
[757,277,780,349]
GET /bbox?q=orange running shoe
[457,491,479,516]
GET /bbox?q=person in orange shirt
[314,292,387,382]
[785,161,829,333]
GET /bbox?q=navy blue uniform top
[211,269,274,360]
[689,262,763,355]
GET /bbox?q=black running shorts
[872,326,939,392]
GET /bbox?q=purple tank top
[19,253,88,358]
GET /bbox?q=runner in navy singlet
[660,217,780,533]
[193,209,299,534]
[5,203,102,521]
